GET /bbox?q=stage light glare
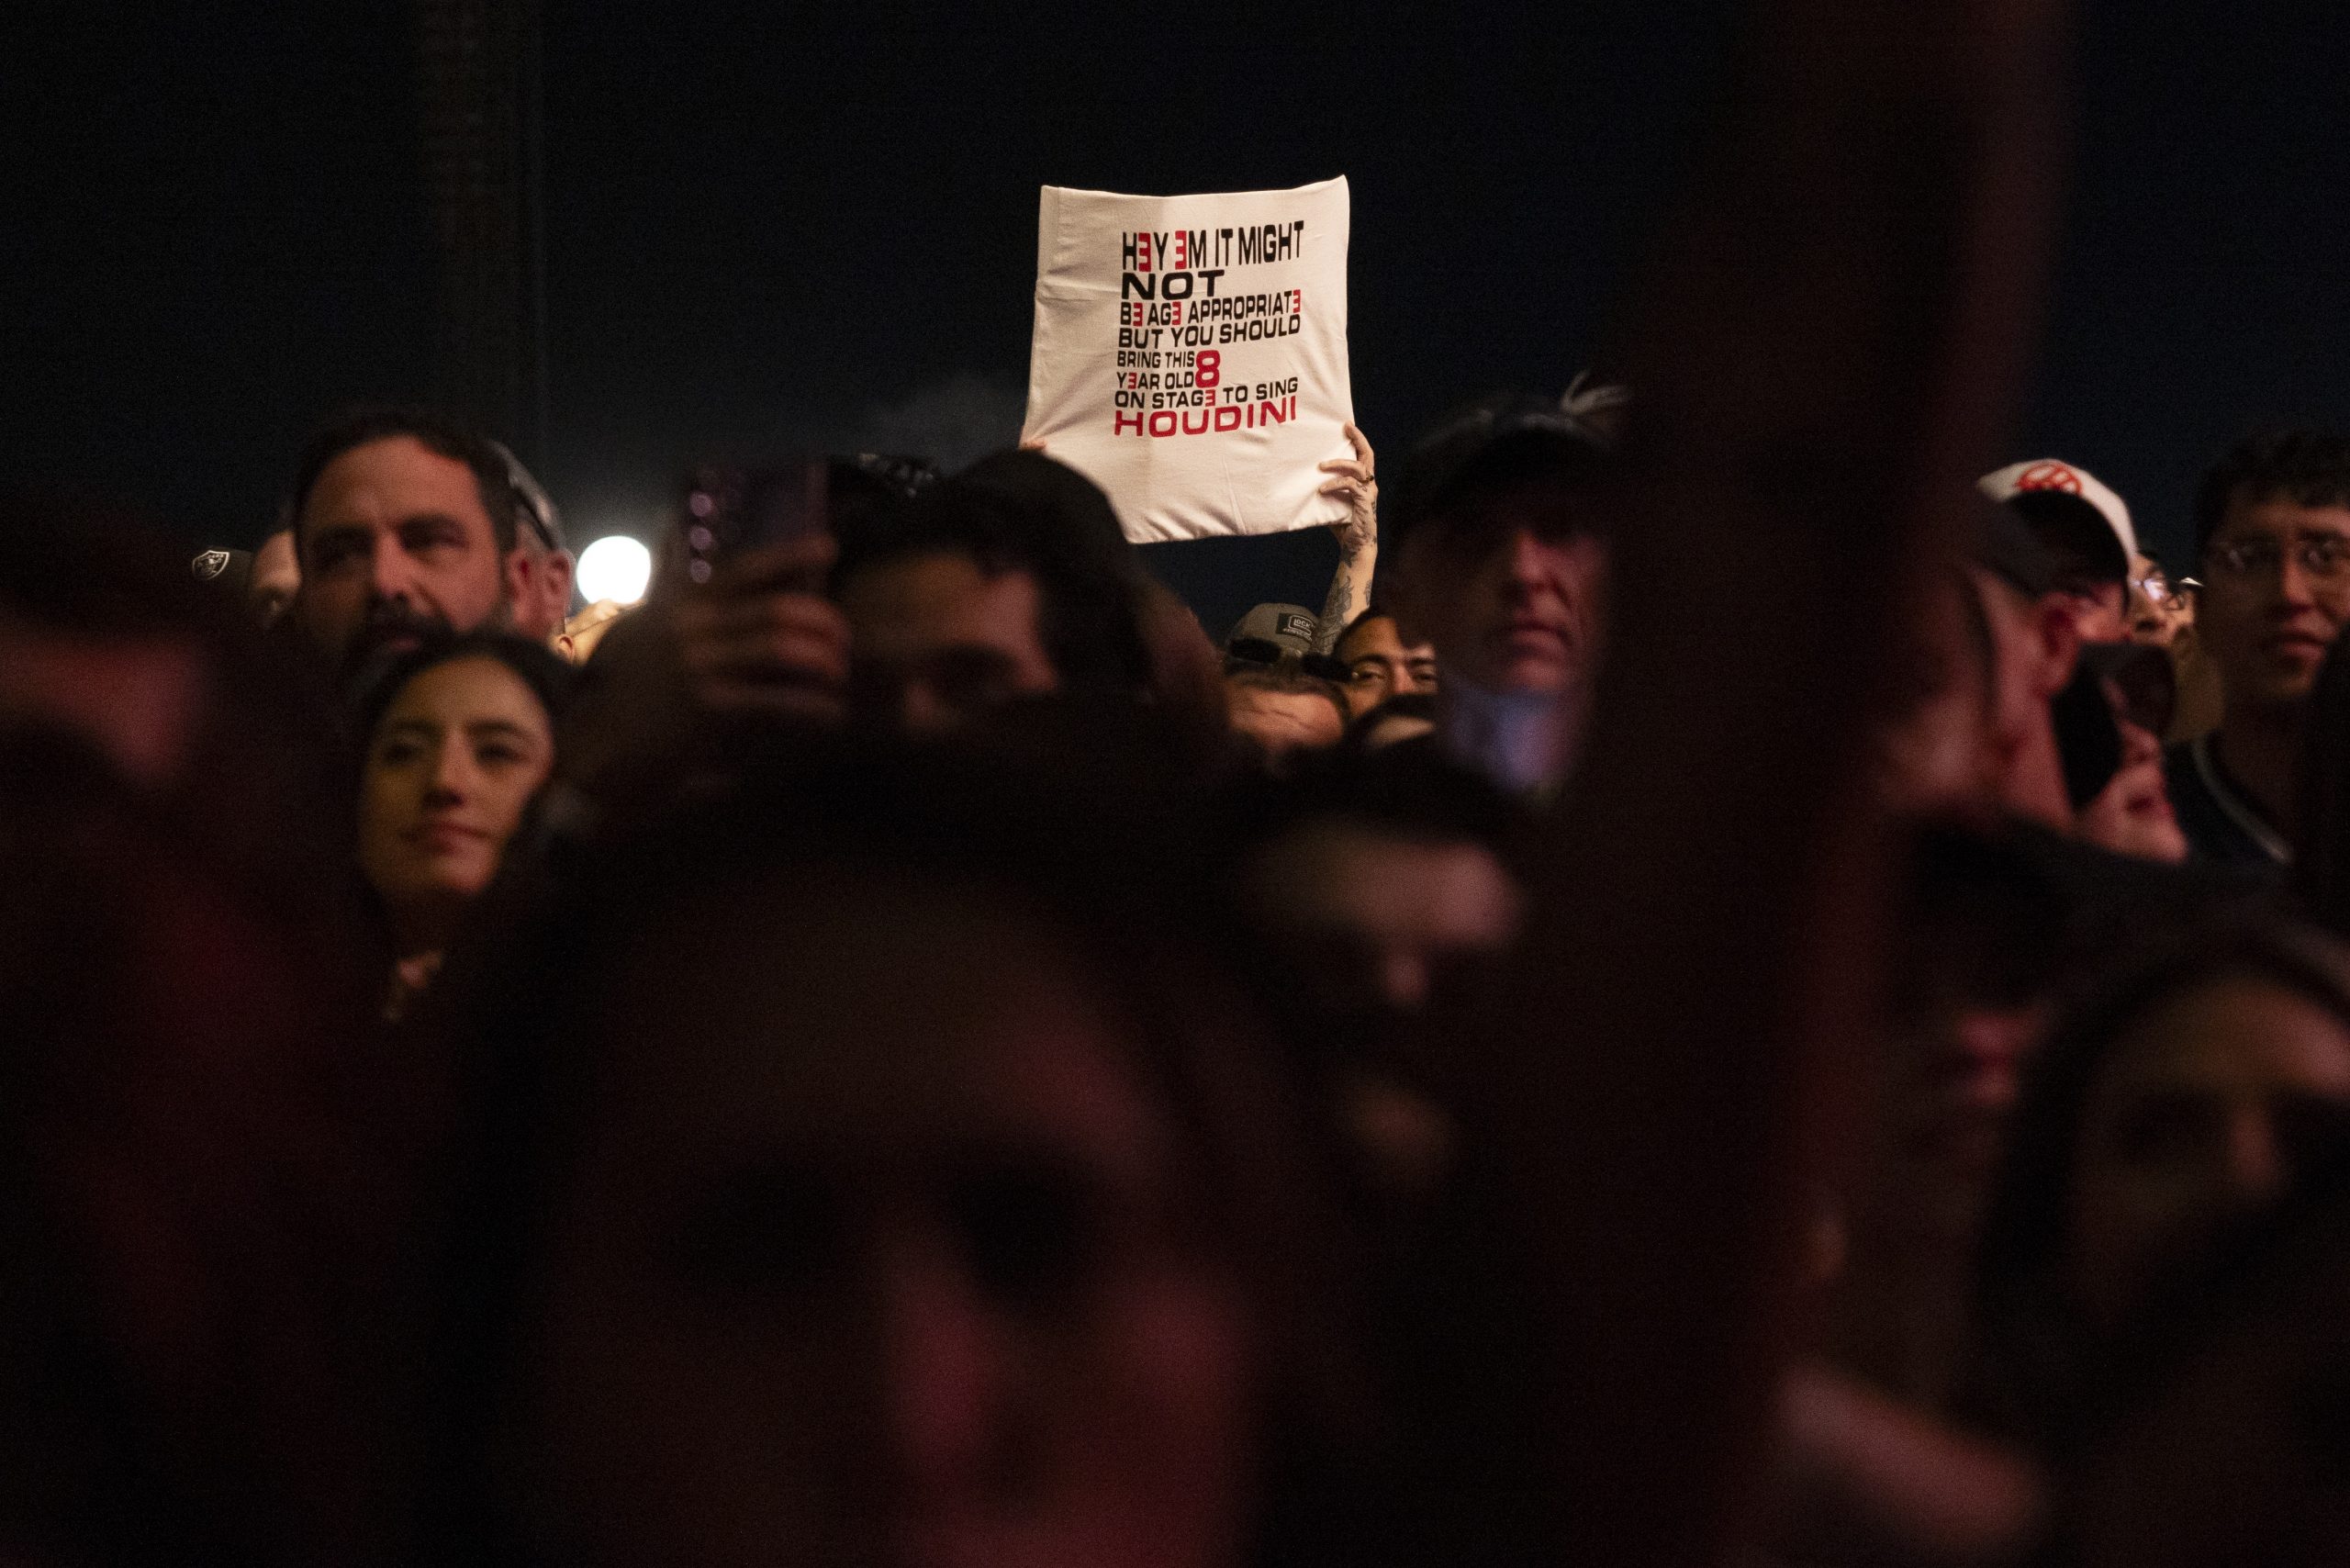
[576,534,653,606]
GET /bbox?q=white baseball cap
[1978,459,2138,577]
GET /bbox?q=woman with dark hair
[1968,919,2350,1457]
[408,745,1371,1568]
[352,632,573,1019]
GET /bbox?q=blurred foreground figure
[1226,750,1528,1198]
[2065,1176,2350,1568]
[0,502,386,1563]
[2165,431,2350,870]
[1223,664,1348,767]
[1972,922,2350,1452]
[417,751,1363,1568]
[2071,642,2188,864]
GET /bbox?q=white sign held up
[1020,177,1355,544]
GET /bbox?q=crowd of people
[8,372,2350,1567]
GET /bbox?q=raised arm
[1313,421,1378,652]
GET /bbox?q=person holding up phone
[554,460,856,811]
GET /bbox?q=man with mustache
[286,409,544,678]
[2165,431,2350,869]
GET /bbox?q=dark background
[6,2,2348,633]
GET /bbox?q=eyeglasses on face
[2206,534,2350,582]
[2132,572,2192,610]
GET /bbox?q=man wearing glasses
[2164,431,2350,868]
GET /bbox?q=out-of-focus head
[1224,749,1527,1201]
[1333,610,1438,720]
[2065,1182,2350,1567]
[2192,430,2350,718]
[0,733,381,1562]
[0,499,384,1561]
[1980,461,2137,645]
[1382,394,1614,698]
[2073,647,2187,864]
[1981,924,2350,1360]
[424,751,1348,1568]
[353,633,569,956]
[1229,748,1527,1025]
[493,442,574,643]
[252,527,300,626]
[834,451,1153,734]
[0,497,352,832]
[1348,690,1438,754]
[1968,498,2083,831]
[1874,824,2073,1245]
[288,408,524,673]
[1223,664,1348,769]
[1876,566,1999,818]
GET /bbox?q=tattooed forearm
[1315,543,1375,653]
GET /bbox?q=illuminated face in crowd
[507,870,1259,1568]
[296,436,519,668]
[839,551,1061,733]
[2066,971,2350,1330]
[2197,493,2350,715]
[1335,614,1438,719]
[357,655,555,949]
[1391,479,1606,698]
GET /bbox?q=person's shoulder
[2159,734,2289,872]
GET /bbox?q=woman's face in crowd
[511,874,1257,1568]
[357,655,554,921]
[2067,973,2350,1328]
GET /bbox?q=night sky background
[7,1,2349,633]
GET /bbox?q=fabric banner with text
[1020,177,1355,544]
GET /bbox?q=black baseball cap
[1384,391,1616,557]
[1971,491,2060,598]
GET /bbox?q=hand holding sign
[1317,420,1378,556]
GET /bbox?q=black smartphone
[679,460,830,584]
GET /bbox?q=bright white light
[576,534,653,606]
